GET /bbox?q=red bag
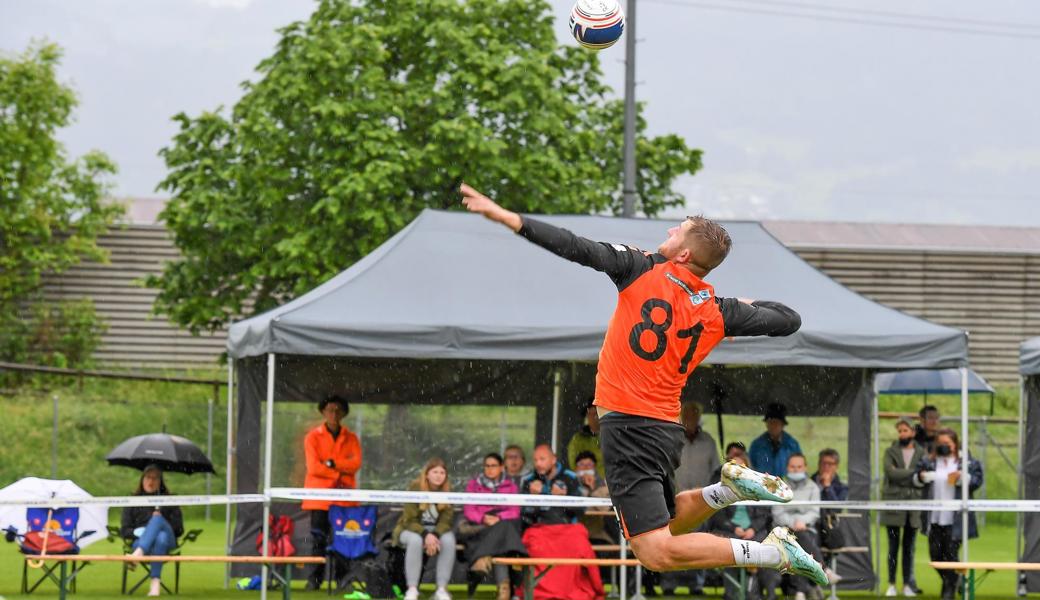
[22,531,76,555]
[255,515,296,557]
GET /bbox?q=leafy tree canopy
[153,0,703,334]
[0,41,121,311]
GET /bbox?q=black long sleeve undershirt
[517,216,801,338]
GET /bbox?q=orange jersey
[517,217,802,424]
[596,258,726,422]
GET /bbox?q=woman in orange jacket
[303,395,362,590]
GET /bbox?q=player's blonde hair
[683,215,732,273]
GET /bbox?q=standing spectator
[504,445,530,489]
[665,401,720,596]
[914,429,982,600]
[675,401,721,491]
[302,395,362,590]
[749,403,802,477]
[462,453,526,600]
[914,405,941,453]
[567,397,604,477]
[764,453,834,600]
[393,458,457,600]
[811,449,848,501]
[707,447,770,600]
[881,419,926,598]
[121,466,184,597]
[521,444,584,526]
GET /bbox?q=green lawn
[0,518,1027,599]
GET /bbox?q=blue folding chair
[15,507,94,594]
[326,505,378,594]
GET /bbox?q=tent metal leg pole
[960,366,970,563]
[871,370,881,593]
[1017,375,1025,564]
[225,359,235,589]
[551,369,561,454]
[261,353,276,600]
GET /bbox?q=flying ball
[569,0,625,50]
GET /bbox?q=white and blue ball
[569,0,625,50]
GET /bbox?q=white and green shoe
[720,460,793,503]
[763,526,829,586]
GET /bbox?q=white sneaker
[721,461,794,503]
[902,584,917,597]
[404,587,420,600]
[885,584,898,597]
[433,588,452,600]
[794,592,807,600]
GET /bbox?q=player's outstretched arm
[717,297,801,337]
[460,183,522,232]
[459,182,650,288]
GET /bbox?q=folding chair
[107,524,203,594]
[15,507,95,595]
[326,505,379,595]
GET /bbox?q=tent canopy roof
[875,368,993,395]
[1022,337,1040,376]
[228,210,968,367]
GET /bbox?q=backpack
[255,514,296,557]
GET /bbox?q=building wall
[793,247,1040,384]
[40,224,226,368]
[41,224,1040,383]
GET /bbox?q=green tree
[153,0,703,334]
[0,42,121,367]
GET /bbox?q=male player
[460,183,828,585]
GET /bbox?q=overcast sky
[4,0,1039,225]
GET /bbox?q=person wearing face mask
[765,454,836,600]
[913,429,982,600]
[880,419,926,597]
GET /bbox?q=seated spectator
[121,465,184,597]
[504,445,531,488]
[462,453,526,600]
[567,397,604,477]
[707,446,770,600]
[574,451,612,544]
[811,449,848,501]
[761,453,834,600]
[748,403,802,477]
[521,444,585,526]
[392,458,456,600]
[521,444,602,600]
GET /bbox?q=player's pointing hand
[460,183,522,232]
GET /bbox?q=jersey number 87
[627,298,705,374]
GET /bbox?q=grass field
[0,517,1027,599]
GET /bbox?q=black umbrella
[106,433,215,474]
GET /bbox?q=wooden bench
[25,554,325,600]
[930,561,1040,600]
[492,557,642,600]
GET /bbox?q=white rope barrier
[4,488,1040,513]
[0,494,265,509]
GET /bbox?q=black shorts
[599,412,685,538]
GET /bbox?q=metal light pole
[621,0,637,218]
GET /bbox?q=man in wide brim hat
[748,402,803,478]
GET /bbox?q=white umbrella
[0,477,109,549]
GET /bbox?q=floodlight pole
[621,0,637,218]
[960,366,969,563]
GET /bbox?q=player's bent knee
[630,530,680,572]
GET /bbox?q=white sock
[730,538,781,568]
[701,482,739,509]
